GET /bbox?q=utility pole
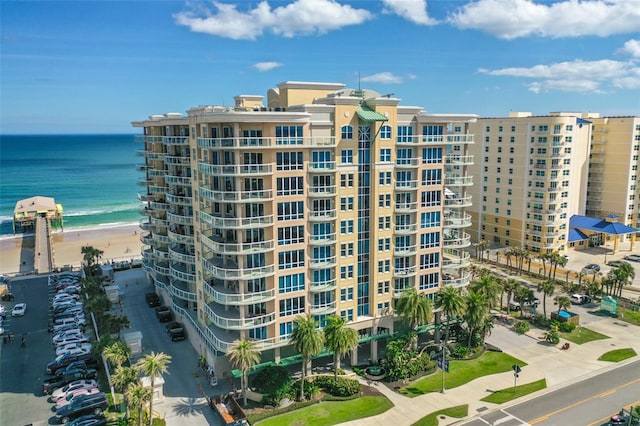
[512,364,522,393]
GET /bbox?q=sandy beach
[0,224,143,276]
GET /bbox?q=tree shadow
[171,397,209,417]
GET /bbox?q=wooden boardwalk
[34,215,53,274]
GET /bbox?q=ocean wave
[63,203,139,217]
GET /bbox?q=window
[420,232,440,249]
[277,202,304,220]
[278,273,305,293]
[279,296,305,317]
[340,265,354,279]
[378,216,392,229]
[340,243,354,257]
[420,211,441,228]
[278,226,304,245]
[423,125,443,136]
[397,126,413,142]
[340,197,354,211]
[340,220,354,234]
[341,125,353,139]
[340,309,354,321]
[280,321,293,337]
[566,125,573,131]
[378,259,391,273]
[380,125,392,140]
[378,237,391,251]
[421,190,441,207]
[422,147,443,164]
[380,148,391,162]
[419,273,439,290]
[377,280,390,295]
[276,152,304,170]
[278,250,305,269]
[340,287,354,301]
[422,169,442,185]
[379,171,392,185]
[419,252,439,269]
[340,173,354,187]
[276,177,304,196]
[341,150,353,164]
[379,194,391,207]
[276,125,303,144]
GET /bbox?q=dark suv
[145,292,161,307]
[47,352,96,375]
[55,392,108,424]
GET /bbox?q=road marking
[587,399,640,426]
[529,377,640,424]
[501,409,529,425]
[493,415,513,425]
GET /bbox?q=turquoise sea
[0,134,140,236]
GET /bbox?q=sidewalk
[336,313,640,426]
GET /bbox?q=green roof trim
[357,105,388,122]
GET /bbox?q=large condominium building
[468,112,640,255]
[587,116,640,240]
[132,81,476,376]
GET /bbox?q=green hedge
[313,376,361,397]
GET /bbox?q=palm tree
[477,239,490,262]
[556,296,571,313]
[290,314,324,401]
[125,382,152,426]
[436,288,466,366]
[470,274,501,309]
[611,263,635,298]
[103,341,130,369]
[537,280,555,318]
[503,278,518,314]
[513,284,533,318]
[395,287,434,342]
[324,315,359,380]
[81,245,104,275]
[554,253,568,282]
[111,366,139,392]
[135,352,172,425]
[464,292,489,348]
[227,339,261,407]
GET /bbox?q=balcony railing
[309,233,337,245]
[203,282,276,305]
[204,304,276,330]
[445,175,473,186]
[198,162,274,176]
[394,245,418,256]
[165,175,191,186]
[443,272,471,288]
[309,256,337,269]
[167,211,193,226]
[445,154,474,165]
[310,301,337,315]
[444,195,472,208]
[169,247,195,264]
[443,213,472,228]
[169,280,197,300]
[308,161,337,172]
[201,234,275,255]
[396,158,419,168]
[200,211,273,229]
[203,258,275,280]
[393,266,417,277]
[396,135,475,145]
[199,188,274,202]
[166,193,191,205]
[395,224,418,234]
[309,279,337,292]
[308,210,337,221]
[164,155,190,165]
[443,233,472,249]
[167,230,194,245]
[395,202,418,212]
[395,180,418,190]
[198,136,336,149]
[308,186,337,196]
[163,136,188,145]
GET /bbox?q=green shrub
[450,345,470,359]
[532,313,550,328]
[292,379,321,400]
[352,366,364,376]
[514,321,530,335]
[557,322,576,333]
[313,376,361,397]
[251,365,291,394]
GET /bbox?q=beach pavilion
[568,214,639,253]
[13,196,64,234]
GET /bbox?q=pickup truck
[166,322,185,341]
[155,306,172,323]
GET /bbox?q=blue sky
[1,0,639,134]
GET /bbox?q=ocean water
[0,134,140,236]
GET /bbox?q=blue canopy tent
[569,214,639,253]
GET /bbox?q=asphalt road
[462,359,640,426]
[0,275,57,426]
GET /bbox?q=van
[570,294,591,305]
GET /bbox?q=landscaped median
[480,379,547,404]
[598,348,638,362]
[399,351,526,397]
[559,326,609,345]
[410,405,469,426]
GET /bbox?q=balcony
[198,162,274,176]
[203,257,275,280]
[442,250,472,270]
[395,158,419,168]
[164,154,190,165]
[308,186,337,197]
[442,272,471,288]
[309,233,337,245]
[395,180,418,190]
[198,136,336,149]
[444,194,472,208]
[308,162,337,172]
[443,213,472,228]
[141,233,153,245]
[154,246,170,260]
[199,188,274,203]
[137,178,153,187]
[162,136,188,145]
[203,282,276,305]
[445,155,474,166]
[139,219,153,231]
[204,303,276,331]
[308,210,337,221]
[201,233,274,255]
[169,282,197,301]
[200,211,273,229]
[168,230,194,245]
[395,223,418,234]
[395,202,418,213]
[155,262,170,277]
[165,175,191,186]
[169,247,195,264]
[396,135,475,145]
[309,256,337,269]
[394,244,418,256]
[443,232,472,249]
[170,263,196,284]
[148,185,168,194]
[135,135,164,144]
[166,193,191,206]
[150,216,168,228]
[445,175,473,186]
[310,301,337,316]
[309,279,337,292]
[167,211,193,226]
[393,266,417,278]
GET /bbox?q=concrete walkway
[336,313,640,426]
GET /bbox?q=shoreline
[0,223,143,276]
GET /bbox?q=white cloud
[174,0,372,40]
[617,39,640,58]
[361,72,404,84]
[251,61,283,72]
[449,0,640,39]
[479,58,640,93]
[381,0,437,25]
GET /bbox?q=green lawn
[618,308,640,326]
[598,348,638,362]
[253,396,393,426]
[481,379,547,404]
[411,405,469,426]
[559,327,609,344]
[400,352,526,397]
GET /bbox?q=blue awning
[568,228,589,242]
[569,214,639,236]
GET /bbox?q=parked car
[58,286,81,295]
[166,321,186,341]
[155,306,172,322]
[570,294,592,305]
[1,292,14,301]
[56,387,101,409]
[55,336,91,348]
[623,254,640,262]
[608,260,631,268]
[55,346,92,358]
[509,301,521,311]
[11,303,26,316]
[43,370,98,395]
[54,361,99,377]
[51,380,98,402]
[145,292,161,307]
[68,414,107,426]
[56,343,93,357]
[47,352,95,374]
[55,392,108,424]
[583,264,601,272]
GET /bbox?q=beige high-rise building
[468,112,640,255]
[586,116,640,241]
[132,81,476,377]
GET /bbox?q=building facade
[133,81,476,376]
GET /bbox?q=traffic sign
[512,364,522,374]
[444,360,450,373]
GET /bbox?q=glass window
[341,125,353,139]
[380,125,392,140]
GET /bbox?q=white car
[53,294,80,303]
[56,343,92,357]
[51,379,98,402]
[0,304,5,315]
[55,387,101,409]
[52,330,86,343]
[58,286,81,295]
[11,303,26,317]
[54,335,90,347]
[56,346,92,358]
